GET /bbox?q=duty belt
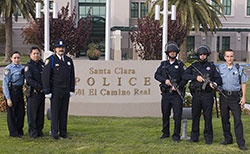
[222,90,240,96]
[34,89,43,94]
[10,85,22,90]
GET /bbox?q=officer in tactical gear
[154,41,187,142]
[42,39,75,140]
[183,45,222,145]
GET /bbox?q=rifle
[164,69,185,102]
[192,65,227,98]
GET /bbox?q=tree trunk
[4,15,13,62]
[179,37,188,63]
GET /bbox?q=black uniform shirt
[42,54,75,94]
[24,59,44,90]
[154,60,187,88]
[183,61,222,90]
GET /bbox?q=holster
[159,84,171,93]
[24,84,33,97]
[188,82,195,95]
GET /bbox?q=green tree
[0,0,35,62]
[147,0,224,61]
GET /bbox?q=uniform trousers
[219,94,245,147]
[27,92,45,138]
[191,91,214,143]
[161,92,182,139]
[7,87,25,137]
[51,87,70,138]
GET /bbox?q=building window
[222,36,230,51]
[41,1,53,10]
[246,37,248,51]
[217,36,220,52]
[247,0,250,15]
[211,1,220,15]
[187,36,195,52]
[78,0,106,18]
[131,2,139,18]
[222,0,231,15]
[79,0,106,2]
[17,8,22,16]
[140,2,148,18]
[131,2,148,18]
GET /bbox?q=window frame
[187,36,195,52]
[247,0,250,16]
[131,2,139,18]
[222,0,231,15]
[140,2,148,18]
[222,36,230,51]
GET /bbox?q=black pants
[27,92,45,138]
[220,94,245,147]
[7,87,25,137]
[161,92,182,139]
[191,92,214,142]
[51,87,70,138]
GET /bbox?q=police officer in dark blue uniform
[183,45,222,144]
[24,47,45,138]
[218,49,248,150]
[42,39,75,140]
[3,51,25,137]
[155,41,187,142]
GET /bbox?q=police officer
[42,39,75,140]
[24,47,45,138]
[154,41,187,142]
[218,49,248,150]
[183,45,222,144]
[3,51,25,137]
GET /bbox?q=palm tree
[0,0,35,62]
[147,0,225,61]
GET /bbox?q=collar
[10,63,21,68]
[56,54,64,60]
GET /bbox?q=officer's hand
[70,92,74,97]
[7,99,12,107]
[210,82,217,89]
[171,86,176,91]
[45,93,52,98]
[239,97,246,109]
[196,75,204,82]
[165,79,172,86]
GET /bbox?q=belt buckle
[227,91,232,95]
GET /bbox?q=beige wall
[46,60,162,117]
[111,0,130,27]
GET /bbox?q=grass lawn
[0,57,249,153]
[0,112,249,154]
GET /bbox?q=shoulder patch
[45,59,50,66]
[4,69,10,76]
[24,66,29,72]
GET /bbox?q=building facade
[1,0,250,61]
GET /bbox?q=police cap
[54,39,65,48]
[196,45,211,56]
[165,41,179,54]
